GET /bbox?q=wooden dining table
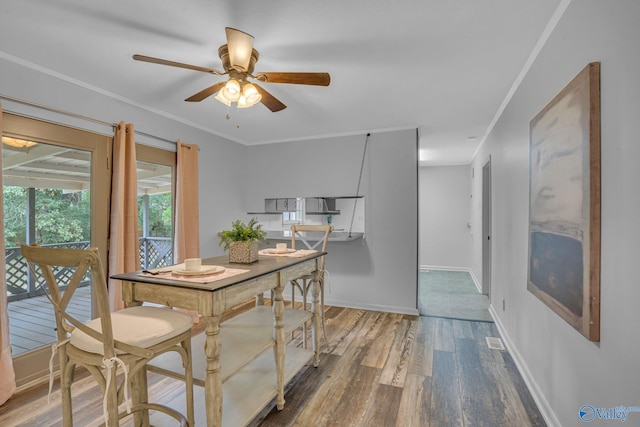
[112,251,324,426]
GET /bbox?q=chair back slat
[57,265,91,312]
[290,225,333,271]
[21,244,117,359]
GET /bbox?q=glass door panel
[137,160,173,268]
[4,148,93,355]
[3,113,111,386]
[136,144,175,270]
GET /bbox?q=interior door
[3,113,111,387]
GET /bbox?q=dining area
[0,88,420,427]
[115,244,327,426]
[2,220,332,426]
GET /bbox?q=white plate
[264,248,295,254]
[172,266,225,276]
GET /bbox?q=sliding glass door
[2,113,111,387]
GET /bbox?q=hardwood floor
[0,301,546,426]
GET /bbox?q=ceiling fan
[133,27,330,112]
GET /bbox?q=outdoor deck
[6,237,171,357]
[8,286,92,356]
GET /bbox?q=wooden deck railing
[6,237,173,302]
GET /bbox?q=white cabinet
[305,197,338,214]
[253,198,300,214]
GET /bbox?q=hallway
[418,269,492,322]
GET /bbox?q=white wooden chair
[289,225,333,347]
[21,244,194,427]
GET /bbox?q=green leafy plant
[218,218,267,251]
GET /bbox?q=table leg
[311,270,321,367]
[204,314,223,426]
[272,283,286,410]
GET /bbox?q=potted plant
[218,218,267,263]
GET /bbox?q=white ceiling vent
[486,336,505,351]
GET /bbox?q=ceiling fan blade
[255,72,330,86]
[185,82,226,102]
[254,84,287,112]
[133,54,223,75]
[225,27,254,71]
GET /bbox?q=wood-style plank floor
[0,300,546,426]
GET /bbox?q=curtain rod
[0,93,178,145]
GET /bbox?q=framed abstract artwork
[527,62,601,341]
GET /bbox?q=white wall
[470,1,640,426]
[0,55,248,259]
[419,165,471,269]
[245,130,419,315]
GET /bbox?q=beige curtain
[174,139,200,262]
[0,103,16,405]
[108,122,140,311]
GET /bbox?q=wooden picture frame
[527,62,601,341]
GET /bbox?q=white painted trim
[252,126,418,146]
[419,264,470,272]
[489,306,561,427]
[0,50,240,143]
[419,161,471,168]
[468,269,482,294]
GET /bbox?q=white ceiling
[0,0,560,165]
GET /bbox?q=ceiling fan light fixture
[242,83,262,105]
[214,91,232,106]
[222,79,241,101]
[225,27,254,71]
[237,94,251,109]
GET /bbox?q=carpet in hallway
[418,269,493,322]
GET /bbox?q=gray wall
[245,130,419,314]
[470,1,640,425]
[419,165,471,270]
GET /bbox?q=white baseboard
[468,269,482,293]
[420,264,469,272]
[489,306,561,427]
